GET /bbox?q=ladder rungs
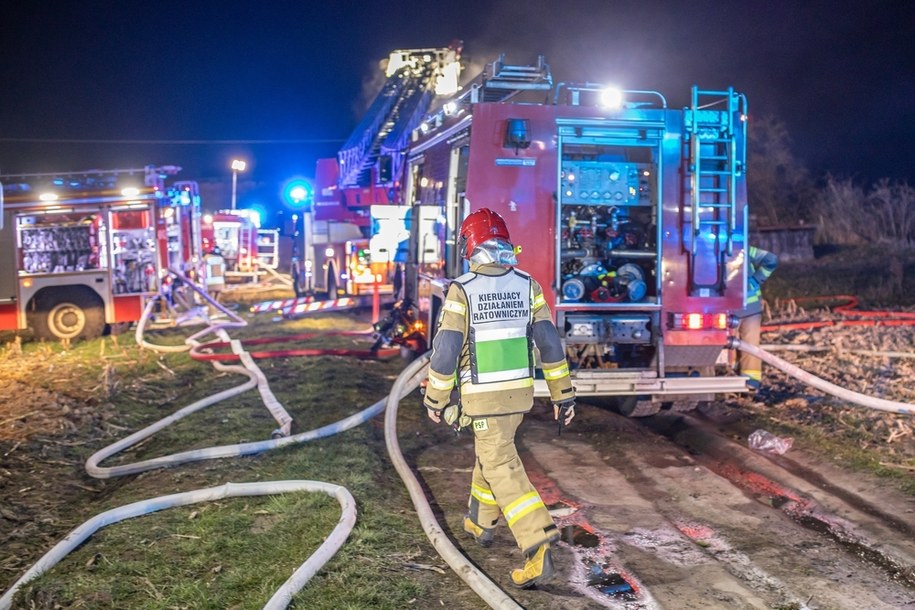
[699,187,728,193]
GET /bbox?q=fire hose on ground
[0,482,356,610]
[730,338,915,416]
[383,355,524,610]
[0,272,423,609]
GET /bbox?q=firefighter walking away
[423,208,576,588]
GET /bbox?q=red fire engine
[200,209,279,283]
[383,55,752,409]
[297,46,462,299]
[0,165,203,340]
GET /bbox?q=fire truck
[296,45,461,299]
[0,165,203,340]
[200,209,279,283]
[383,55,752,410]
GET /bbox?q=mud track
[414,399,915,609]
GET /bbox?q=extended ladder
[685,86,747,294]
[338,48,458,189]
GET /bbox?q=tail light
[668,312,730,330]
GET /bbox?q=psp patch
[472,418,489,432]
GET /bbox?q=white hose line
[55,272,429,609]
[254,259,294,287]
[91,277,422,477]
[761,343,915,360]
[87,382,422,478]
[0,481,356,610]
[384,355,524,610]
[733,338,915,415]
[135,273,295,435]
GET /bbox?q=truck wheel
[30,292,105,341]
[617,395,661,418]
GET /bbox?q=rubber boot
[463,516,494,547]
[510,543,554,588]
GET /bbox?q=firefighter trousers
[466,413,558,556]
[738,313,763,383]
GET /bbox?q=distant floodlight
[443,101,457,115]
[121,187,140,197]
[600,87,624,109]
[39,192,58,201]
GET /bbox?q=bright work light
[600,87,624,109]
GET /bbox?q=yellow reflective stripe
[427,370,455,391]
[743,368,762,381]
[471,483,497,506]
[443,300,466,315]
[542,362,569,380]
[460,377,534,395]
[504,491,545,526]
[532,293,545,309]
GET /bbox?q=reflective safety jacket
[424,262,575,417]
[741,245,778,317]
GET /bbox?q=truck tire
[617,395,661,418]
[29,290,106,341]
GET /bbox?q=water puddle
[562,523,600,547]
[586,562,638,601]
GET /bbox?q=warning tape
[249,296,314,314]
[249,296,373,317]
[284,296,371,318]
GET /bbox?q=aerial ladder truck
[292,45,462,300]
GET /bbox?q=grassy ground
[1,311,455,609]
[1,246,913,608]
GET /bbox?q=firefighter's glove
[442,404,466,436]
[553,400,576,436]
[442,404,460,427]
[426,406,442,424]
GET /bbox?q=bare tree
[814,176,914,246]
[868,178,915,246]
[746,115,815,227]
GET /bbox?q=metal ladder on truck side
[685,86,747,296]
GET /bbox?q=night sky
[1,1,912,198]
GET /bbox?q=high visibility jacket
[742,245,778,317]
[424,263,575,417]
[459,268,534,393]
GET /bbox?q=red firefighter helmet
[458,208,512,259]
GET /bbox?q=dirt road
[412,399,915,609]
